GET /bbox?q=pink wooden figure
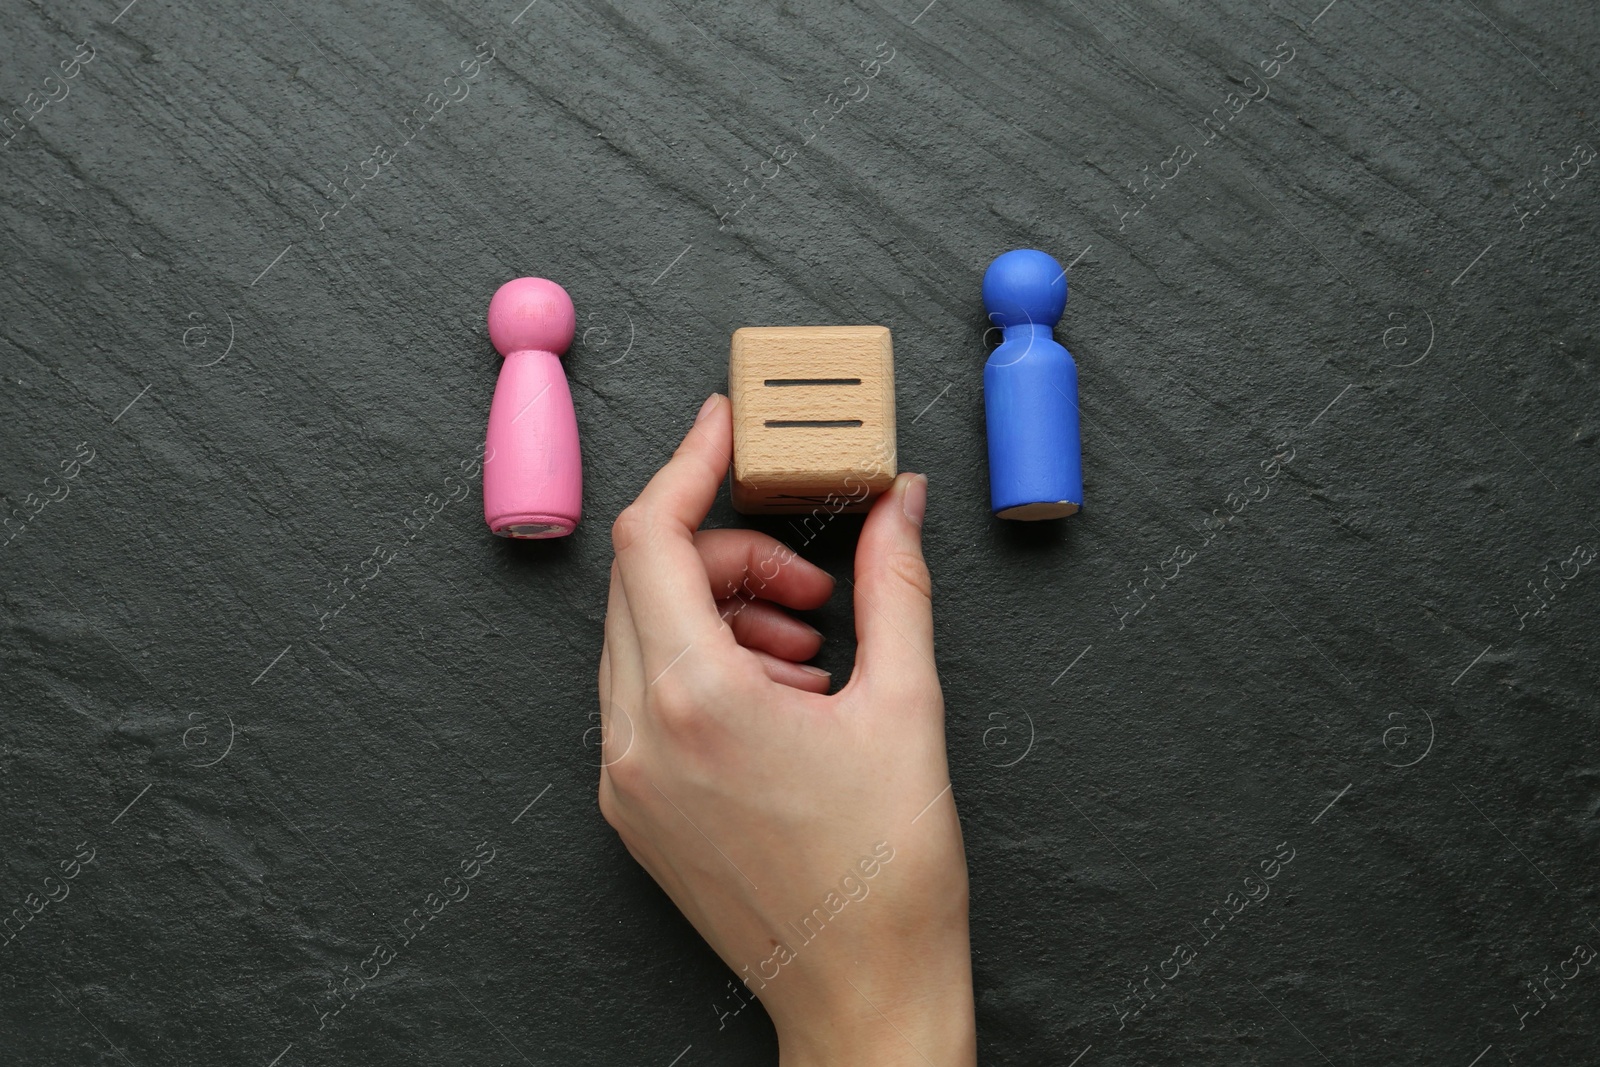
[483,277,582,538]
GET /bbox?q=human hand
[597,393,975,1066]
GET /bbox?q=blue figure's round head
[982,249,1067,328]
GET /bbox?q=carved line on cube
[764,378,863,387]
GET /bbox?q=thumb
[851,473,937,698]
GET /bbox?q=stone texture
[1,1,1596,1064]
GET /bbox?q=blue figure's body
[982,249,1083,519]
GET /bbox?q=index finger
[610,393,739,675]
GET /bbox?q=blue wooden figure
[982,249,1083,519]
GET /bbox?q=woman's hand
[597,393,975,1066]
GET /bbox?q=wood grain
[729,325,896,513]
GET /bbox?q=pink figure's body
[484,278,582,538]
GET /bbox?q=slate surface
[2,1,1598,1064]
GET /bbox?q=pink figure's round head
[487,277,576,358]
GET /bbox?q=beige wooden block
[729,326,898,514]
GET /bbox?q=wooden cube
[729,326,898,514]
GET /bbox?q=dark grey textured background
[2,0,1597,1064]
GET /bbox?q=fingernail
[695,393,723,423]
[900,473,927,528]
[799,664,830,677]
[801,621,825,641]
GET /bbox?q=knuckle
[603,750,644,803]
[885,548,934,603]
[609,505,652,554]
[650,677,709,735]
[648,662,729,740]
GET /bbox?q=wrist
[774,937,976,1067]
